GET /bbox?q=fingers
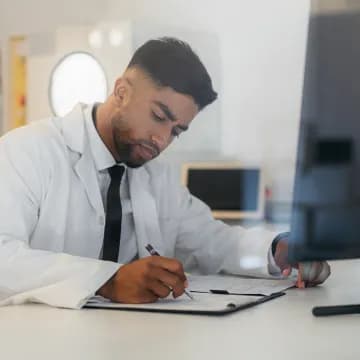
[150,267,186,298]
[274,239,294,276]
[274,251,289,272]
[296,265,306,288]
[304,262,331,287]
[281,261,331,289]
[147,279,173,298]
[103,256,188,304]
[142,257,187,299]
[150,256,187,282]
[282,266,292,277]
[296,261,331,287]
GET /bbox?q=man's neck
[92,103,120,162]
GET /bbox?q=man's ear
[113,77,131,107]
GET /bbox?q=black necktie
[102,165,125,261]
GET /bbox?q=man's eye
[152,112,166,122]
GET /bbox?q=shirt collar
[84,103,126,172]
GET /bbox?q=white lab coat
[0,104,277,309]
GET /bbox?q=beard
[112,134,142,168]
[111,116,160,168]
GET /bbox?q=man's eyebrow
[153,101,177,122]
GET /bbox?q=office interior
[2,1,360,359]
[0,0,323,228]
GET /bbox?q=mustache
[134,140,160,157]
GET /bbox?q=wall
[0,0,311,203]
[26,22,133,122]
[105,0,311,201]
[0,0,109,133]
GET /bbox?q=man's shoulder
[0,117,66,162]
[0,103,85,150]
[1,117,61,146]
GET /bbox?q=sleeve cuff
[75,261,121,309]
[0,260,121,309]
[267,232,290,275]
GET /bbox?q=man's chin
[125,158,151,168]
[125,151,158,168]
[125,161,144,169]
[114,144,151,168]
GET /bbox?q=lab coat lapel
[61,104,104,215]
[128,167,163,258]
[74,147,104,215]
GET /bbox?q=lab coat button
[99,216,105,225]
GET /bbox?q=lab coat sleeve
[0,132,119,309]
[168,168,279,277]
[267,246,282,275]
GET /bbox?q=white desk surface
[1,260,359,360]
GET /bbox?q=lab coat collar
[83,103,119,172]
[61,103,87,154]
[60,104,163,255]
[61,104,104,215]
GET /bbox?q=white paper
[85,275,292,312]
[86,293,259,312]
[188,274,294,296]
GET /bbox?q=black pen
[313,304,360,316]
[145,244,194,300]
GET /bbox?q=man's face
[108,68,199,168]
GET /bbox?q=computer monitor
[181,162,264,220]
[288,2,360,314]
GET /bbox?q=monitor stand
[312,304,360,316]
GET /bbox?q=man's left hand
[274,239,331,288]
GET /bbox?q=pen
[145,244,194,300]
[313,304,360,317]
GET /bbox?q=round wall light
[49,52,107,117]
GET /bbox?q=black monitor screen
[187,168,260,211]
[289,8,360,262]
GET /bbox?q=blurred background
[1,0,352,226]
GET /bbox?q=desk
[1,260,359,360]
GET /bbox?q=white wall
[105,0,311,200]
[0,0,109,133]
[0,0,108,36]
[26,22,133,122]
[0,0,311,202]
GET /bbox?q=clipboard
[84,291,285,316]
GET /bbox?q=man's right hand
[96,256,188,303]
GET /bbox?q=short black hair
[127,37,217,110]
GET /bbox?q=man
[0,37,330,308]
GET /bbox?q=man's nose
[151,129,171,151]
